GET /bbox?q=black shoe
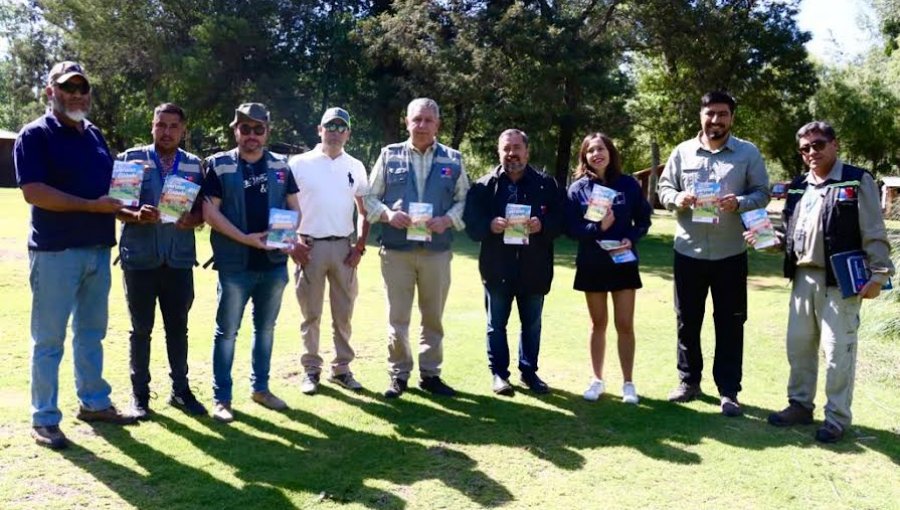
[667,382,701,402]
[419,376,456,397]
[384,377,408,399]
[129,395,152,421]
[32,425,68,450]
[520,373,549,394]
[169,390,208,416]
[768,401,814,427]
[720,395,743,417]
[76,405,137,425]
[815,421,845,443]
[492,374,514,396]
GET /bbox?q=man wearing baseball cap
[201,102,302,423]
[15,61,135,449]
[288,107,370,395]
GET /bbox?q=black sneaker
[720,395,743,417]
[130,395,152,421]
[520,373,550,394]
[815,420,845,443]
[32,425,68,450]
[384,377,408,399]
[419,376,456,397]
[169,390,208,416]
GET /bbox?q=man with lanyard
[758,121,894,443]
[15,61,135,450]
[656,91,770,417]
[364,98,470,399]
[289,107,370,395]
[116,103,207,419]
[463,129,563,395]
[201,103,301,423]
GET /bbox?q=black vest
[782,164,866,286]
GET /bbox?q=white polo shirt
[288,144,369,238]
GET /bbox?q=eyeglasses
[323,123,349,133]
[57,81,90,95]
[238,124,267,136]
[798,140,829,154]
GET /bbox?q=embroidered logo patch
[275,170,286,184]
[440,167,453,178]
[837,186,857,200]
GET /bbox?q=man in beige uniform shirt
[753,121,894,443]
[364,98,469,399]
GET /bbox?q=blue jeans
[484,285,545,380]
[29,247,113,426]
[212,266,288,403]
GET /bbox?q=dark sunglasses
[238,124,267,136]
[323,123,349,133]
[798,139,829,154]
[57,81,90,95]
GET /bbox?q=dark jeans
[673,251,747,397]
[123,266,194,398]
[484,285,545,380]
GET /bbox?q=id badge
[611,249,637,264]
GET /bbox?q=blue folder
[829,250,894,299]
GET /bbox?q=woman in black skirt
[565,133,652,403]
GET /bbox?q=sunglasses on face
[798,139,829,154]
[238,124,267,136]
[323,123,349,133]
[57,81,90,95]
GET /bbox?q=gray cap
[230,102,270,127]
[48,61,89,86]
[320,107,351,128]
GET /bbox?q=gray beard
[52,95,89,122]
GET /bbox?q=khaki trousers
[786,267,861,429]
[380,247,452,380]
[295,238,358,376]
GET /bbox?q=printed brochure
[740,209,779,249]
[265,208,299,249]
[109,161,143,206]
[692,181,721,224]
[584,184,617,222]
[407,202,433,242]
[504,204,531,245]
[158,175,201,223]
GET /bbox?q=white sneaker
[583,379,605,401]
[622,382,639,404]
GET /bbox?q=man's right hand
[490,217,508,234]
[675,192,697,209]
[243,232,270,250]
[386,210,412,229]
[90,196,125,214]
[136,204,160,223]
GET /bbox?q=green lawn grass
[0,188,897,509]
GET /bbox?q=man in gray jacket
[117,103,207,419]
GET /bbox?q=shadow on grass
[58,384,898,509]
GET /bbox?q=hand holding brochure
[584,184,617,222]
[740,209,778,249]
[829,250,893,298]
[265,208,299,249]
[158,175,201,223]
[109,161,144,206]
[692,181,721,224]
[504,204,531,245]
[407,202,433,242]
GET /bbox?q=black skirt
[574,252,642,292]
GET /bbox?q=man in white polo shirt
[288,107,370,394]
